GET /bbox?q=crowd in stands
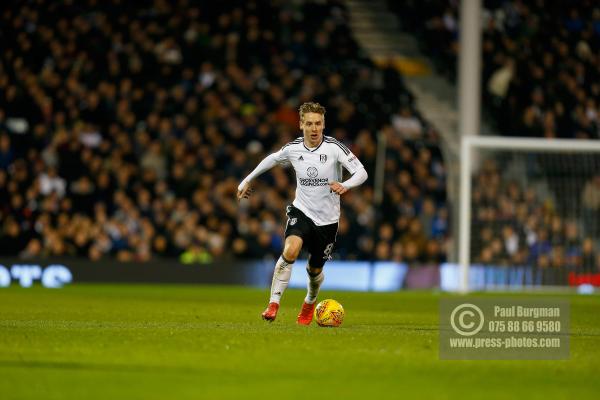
[471,159,600,283]
[388,0,600,281]
[390,0,600,139]
[0,0,448,264]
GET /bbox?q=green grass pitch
[1,285,599,399]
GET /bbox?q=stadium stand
[387,0,600,282]
[389,0,599,139]
[471,158,600,285]
[0,0,447,264]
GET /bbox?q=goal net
[458,136,600,292]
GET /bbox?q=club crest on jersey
[290,217,297,226]
[307,167,318,178]
[320,154,327,163]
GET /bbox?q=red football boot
[261,302,279,322]
[296,302,316,325]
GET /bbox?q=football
[314,299,345,327]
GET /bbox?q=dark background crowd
[386,0,600,279]
[471,158,600,280]
[2,0,598,279]
[390,0,600,139]
[0,0,448,264]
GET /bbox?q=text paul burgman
[494,305,560,318]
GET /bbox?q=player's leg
[272,235,304,305]
[305,265,324,304]
[297,223,337,325]
[296,262,325,325]
[269,236,302,302]
[262,236,303,321]
[262,206,310,322]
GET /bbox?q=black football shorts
[284,205,338,268]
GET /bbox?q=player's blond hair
[298,102,326,121]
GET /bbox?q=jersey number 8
[323,243,334,260]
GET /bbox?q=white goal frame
[459,136,600,293]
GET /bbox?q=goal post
[459,136,600,293]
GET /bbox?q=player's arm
[329,147,368,195]
[237,149,287,201]
[329,167,368,195]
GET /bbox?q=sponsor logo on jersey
[320,154,327,163]
[298,155,304,161]
[290,218,297,225]
[299,178,329,187]
[307,167,318,178]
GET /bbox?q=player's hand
[329,181,348,195]
[237,182,254,201]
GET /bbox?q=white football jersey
[273,136,365,226]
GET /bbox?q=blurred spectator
[0,218,28,256]
[0,135,14,169]
[38,167,66,198]
[391,107,423,139]
[582,174,600,237]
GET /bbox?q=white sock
[304,271,324,304]
[269,256,294,304]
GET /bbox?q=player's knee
[283,240,302,262]
[282,250,298,263]
[283,248,300,262]
[283,247,300,263]
[307,266,322,277]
